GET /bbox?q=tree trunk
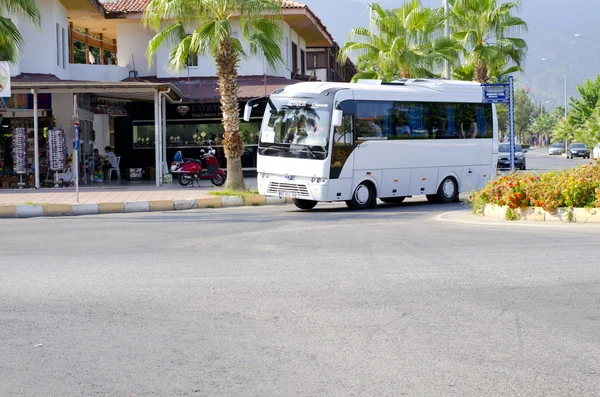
[216,38,246,191]
[474,60,488,83]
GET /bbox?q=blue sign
[482,83,510,103]
[74,123,80,151]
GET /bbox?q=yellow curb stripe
[0,205,17,218]
[197,197,222,208]
[98,202,125,213]
[243,195,267,206]
[42,204,73,216]
[149,200,175,211]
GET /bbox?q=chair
[107,156,121,181]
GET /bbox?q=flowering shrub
[467,160,600,213]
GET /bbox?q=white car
[593,143,600,159]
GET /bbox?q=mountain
[301,0,600,108]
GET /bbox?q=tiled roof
[101,0,306,14]
[122,75,302,103]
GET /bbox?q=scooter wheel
[211,173,226,186]
[178,174,192,186]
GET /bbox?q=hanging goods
[46,128,71,187]
[47,128,67,171]
[12,127,27,174]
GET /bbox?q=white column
[162,95,167,177]
[32,89,40,189]
[154,90,160,187]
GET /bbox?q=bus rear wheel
[346,181,375,210]
[293,198,317,210]
[380,197,405,204]
[433,176,458,204]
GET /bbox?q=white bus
[244,79,498,210]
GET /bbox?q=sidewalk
[0,177,282,218]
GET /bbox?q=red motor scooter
[171,141,226,187]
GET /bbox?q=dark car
[497,143,526,170]
[566,143,590,159]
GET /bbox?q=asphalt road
[2,202,600,396]
[514,147,590,172]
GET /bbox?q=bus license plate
[279,191,296,198]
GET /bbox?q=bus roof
[273,79,488,103]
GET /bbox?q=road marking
[434,211,600,229]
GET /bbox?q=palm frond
[1,0,40,25]
[146,22,185,66]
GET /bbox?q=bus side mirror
[332,109,343,127]
[243,103,252,122]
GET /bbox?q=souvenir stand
[11,127,27,188]
[46,128,71,187]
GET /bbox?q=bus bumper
[257,175,329,201]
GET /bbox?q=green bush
[466,160,600,213]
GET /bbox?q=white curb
[72,203,99,216]
[124,201,150,213]
[174,199,197,210]
[15,205,44,218]
[221,196,244,207]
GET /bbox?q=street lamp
[541,57,568,151]
[575,33,600,42]
[541,57,567,119]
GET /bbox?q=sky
[298,0,600,105]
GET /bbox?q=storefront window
[133,120,261,149]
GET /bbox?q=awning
[10,74,184,102]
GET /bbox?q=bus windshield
[259,97,332,160]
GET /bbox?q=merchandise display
[47,128,67,171]
[12,127,27,174]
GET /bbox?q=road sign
[482,80,515,171]
[74,122,80,151]
[482,83,510,104]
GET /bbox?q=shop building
[2,0,354,188]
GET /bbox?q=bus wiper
[291,144,318,159]
[263,145,286,153]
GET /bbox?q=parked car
[593,143,600,159]
[548,142,565,155]
[497,143,526,170]
[566,143,590,159]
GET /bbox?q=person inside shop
[102,146,118,173]
[93,148,103,171]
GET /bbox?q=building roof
[102,0,307,14]
[122,75,303,103]
[10,73,303,103]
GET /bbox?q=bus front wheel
[347,181,375,210]
[293,198,317,210]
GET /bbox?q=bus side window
[334,115,354,145]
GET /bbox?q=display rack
[12,127,27,188]
[46,128,71,187]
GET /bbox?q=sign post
[73,95,80,203]
[508,76,515,171]
[482,77,516,172]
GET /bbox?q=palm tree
[0,0,41,62]
[143,0,284,191]
[449,0,527,83]
[339,1,459,81]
